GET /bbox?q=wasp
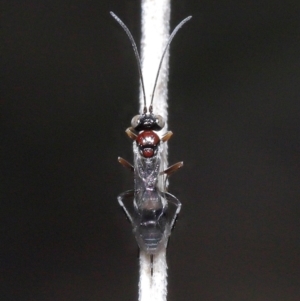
[111,12,191,254]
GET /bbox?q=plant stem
[138,0,170,301]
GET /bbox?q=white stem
[140,0,170,137]
[151,250,168,300]
[139,0,170,301]
[139,251,153,301]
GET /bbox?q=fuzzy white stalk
[138,0,170,301]
[139,251,153,300]
[139,0,171,182]
[151,250,168,300]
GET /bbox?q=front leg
[161,131,173,142]
[125,127,138,140]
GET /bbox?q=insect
[111,12,191,254]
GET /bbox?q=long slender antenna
[110,12,148,114]
[149,16,192,111]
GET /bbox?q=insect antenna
[149,16,192,113]
[110,12,147,114]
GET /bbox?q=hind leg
[117,189,135,223]
[164,192,182,228]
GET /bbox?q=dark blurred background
[2,1,300,300]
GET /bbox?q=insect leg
[118,157,134,172]
[160,162,183,191]
[117,189,135,223]
[125,127,138,140]
[161,161,183,176]
[161,131,173,142]
[165,192,182,229]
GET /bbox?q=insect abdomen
[134,210,168,254]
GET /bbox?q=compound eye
[131,115,141,128]
[155,115,165,129]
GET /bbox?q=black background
[2,1,300,300]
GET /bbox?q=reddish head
[136,130,160,158]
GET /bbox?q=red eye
[136,131,160,147]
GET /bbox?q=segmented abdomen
[134,211,168,254]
